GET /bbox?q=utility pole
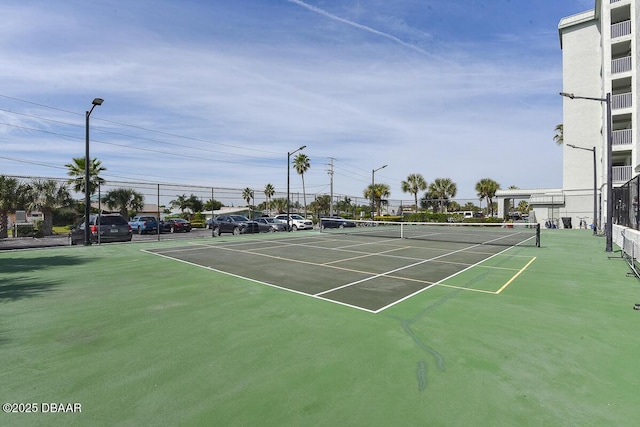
[327,157,335,217]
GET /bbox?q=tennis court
[144,222,539,313]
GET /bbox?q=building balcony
[612,129,632,146]
[612,92,632,109]
[613,165,633,183]
[611,20,631,39]
[611,56,632,74]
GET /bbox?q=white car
[273,214,314,231]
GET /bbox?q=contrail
[285,0,431,57]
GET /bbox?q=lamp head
[559,92,575,99]
[92,98,104,106]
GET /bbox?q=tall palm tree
[429,178,457,213]
[364,183,391,216]
[264,183,275,212]
[102,188,144,220]
[27,179,72,235]
[242,187,254,218]
[475,178,500,216]
[65,157,106,196]
[0,175,24,238]
[401,173,427,213]
[553,124,563,145]
[242,188,254,207]
[293,153,311,215]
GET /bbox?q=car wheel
[212,227,220,237]
[339,224,344,229]
[170,226,175,233]
[233,227,240,235]
[138,226,143,235]
[292,225,298,231]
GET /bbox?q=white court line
[141,247,378,314]
[315,241,491,297]
[372,245,526,313]
[142,234,530,314]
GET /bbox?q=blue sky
[0,0,594,206]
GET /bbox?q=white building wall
[560,11,604,228]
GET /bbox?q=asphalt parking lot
[0,227,213,250]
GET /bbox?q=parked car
[272,214,314,231]
[128,215,158,234]
[69,214,133,245]
[205,217,216,229]
[254,217,288,232]
[211,215,260,236]
[160,218,192,233]
[320,216,356,229]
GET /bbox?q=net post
[535,223,541,247]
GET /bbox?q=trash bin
[561,217,572,229]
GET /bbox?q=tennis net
[319,219,540,247]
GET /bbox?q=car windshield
[264,218,276,223]
[230,216,249,221]
[290,215,304,220]
[98,216,128,225]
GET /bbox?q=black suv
[211,215,260,236]
[70,214,133,245]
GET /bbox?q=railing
[612,56,632,73]
[613,165,633,182]
[613,129,632,146]
[612,92,632,109]
[611,20,631,39]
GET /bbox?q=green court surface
[1,229,639,426]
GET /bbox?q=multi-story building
[497,0,637,230]
[557,0,636,229]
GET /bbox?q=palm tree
[271,197,288,213]
[553,124,563,145]
[102,188,144,220]
[293,153,311,215]
[242,188,254,218]
[475,178,500,216]
[0,175,24,238]
[27,179,72,235]
[264,183,275,212]
[185,194,204,214]
[170,194,190,215]
[242,188,254,207]
[364,183,391,216]
[429,178,457,213]
[65,157,106,196]
[401,173,427,213]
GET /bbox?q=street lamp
[567,144,597,236]
[560,92,613,251]
[287,145,306,231]
[371,164,387,219]
[84,97,104,246]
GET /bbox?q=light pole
[567,144,597,236]
[84,98,104,246]
[287,145,306,231]
[560,92,613,251]
[371,164,387,219]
